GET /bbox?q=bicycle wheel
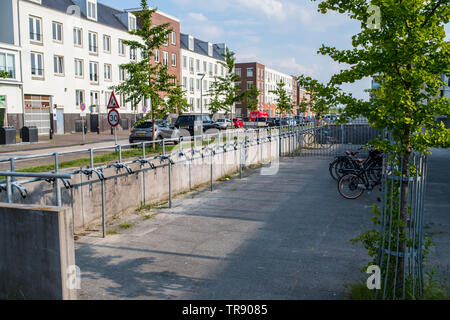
[338,174,365,199]
[330,158,346,181]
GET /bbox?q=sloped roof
[41,0,128,31]
[180,33,225,61]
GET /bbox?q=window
[0,53,16,79]
[104,64,112,81]
[163,51,169,66]
[29,16,42,42]
[171,53,176,67]
[75,90,84,106]
[103,35,111,53]
[203,61,207,73]
[189,37,194,51]
[190,98,194,111]
[52,22,63,42]
[189,78,194,93]
[209,63,213,76]
[189,58,194,73]
[89,61,98,83]
[130,47,137,61]
[196,79,200,91]
[221,65,224,76]
[30,52,43,77]
[247,68,253,77]
[164,34,169,46]
[119,67,126,81]
[247,81,254,90]
[171,31,176,45]
[53,56,64,75]
[203,80,207,91]
[118,39,125,56]
[90,91,99,107]
[182,56,187,69]
[87,1,97,20]
[154,50,160,63]
[182,77,187,90]
[196,59,200,72]
[88,32,98,54]
[214,64,218,75]
[129,16,136,31]
[73,28,82,46]
[74,59,83,77]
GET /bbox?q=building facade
[180,33,228,116]
[234,62,299,117]
[3,0,181,135]
[0,0,23,129]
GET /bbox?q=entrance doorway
[56,109,64,134]
[0,95,6,128]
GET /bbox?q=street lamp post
[197,73,206,118]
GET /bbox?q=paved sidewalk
[0,131,130,155]
[74,150,450,300]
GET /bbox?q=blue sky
[102,0,449,101]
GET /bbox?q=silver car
[129,120,179,144]
[216,119,231,130]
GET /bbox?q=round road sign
[108,109,120,127]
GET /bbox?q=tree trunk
[396,136,412,297]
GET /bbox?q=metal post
[54,153,61,207]
[210,152,213,192]
[118,145,122,163]
[89,148,94,169]
[6,175,12,203]
[114,127,118,145]
[163,139,166,156]
[10,158,15,196]
[168,160,172,208]
[101,178,106,238]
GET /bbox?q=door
[0,95,6,128]
[56,109,64,134]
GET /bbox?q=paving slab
[75,150,450,300]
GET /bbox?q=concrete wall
[0,204,76,300]
[0,134,286,232]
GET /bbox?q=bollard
[101,178,106,238]
[6,175,12,203]
[210,152,213,192]
[168,160,172,208]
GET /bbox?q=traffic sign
[107,92,120,109]
[108,109,120,127]
[80,102,86,112]
[142,106,148,114]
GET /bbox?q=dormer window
[129,16,136,31]
[87,1,97,20]
[188,37,194,51]
[208,43,213,57]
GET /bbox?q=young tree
[297,75,340,122]
[208,48,245,126]
[303,0,450,297]
[164,85,189,115]
[245,84,260,112]
[269,80,293,117]
[111,0,176,148]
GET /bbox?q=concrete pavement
[74,150,450,300]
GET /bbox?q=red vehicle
[233,118,244,128]
[249,111,269,122]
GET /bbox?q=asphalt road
[74,150,450,300]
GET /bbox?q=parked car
[233,118,244,128]
[267,117,279,127]
[129,120,179,144]
[175,114,220,135]
[216,118,232,130]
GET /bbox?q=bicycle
[337,161,383,200]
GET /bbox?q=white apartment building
[1,0,181,135]
[18,0,145,134]
[0,0,23,129]
[180,33,228,116]
[264,67,294,106]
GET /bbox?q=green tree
[0,71,10,79]
[297,75,340,122]
[208,48,245,126]
[111,0,176,148]
[164,85,189,115]
[245,84,260,112]
[302,0,450,298]
[269,80,292,117]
